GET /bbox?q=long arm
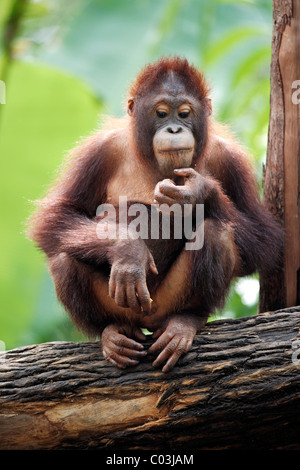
[205,137,284,277]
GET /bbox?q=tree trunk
[260,0,300,312]
[0,307,299,451]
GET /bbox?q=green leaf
[202,26,263,67]
[24,1,50,19]
[0,0,14,25]
[157,0,185,36]
[231,46,271,88]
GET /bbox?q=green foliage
[0,60,101,348]
[0,0,273,348]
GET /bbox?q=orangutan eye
[179,111,190,118]
[156,110,168,118]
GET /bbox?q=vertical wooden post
[280,0,300,306]
[260,0,300,311]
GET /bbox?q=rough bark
[0,307,299,451]
[260,0,300,311]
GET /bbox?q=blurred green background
[0,0,273,350]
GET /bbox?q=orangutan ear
[127,97,135,116]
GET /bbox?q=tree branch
[0,307,299,450]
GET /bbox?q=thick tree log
[0,307,300,451]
